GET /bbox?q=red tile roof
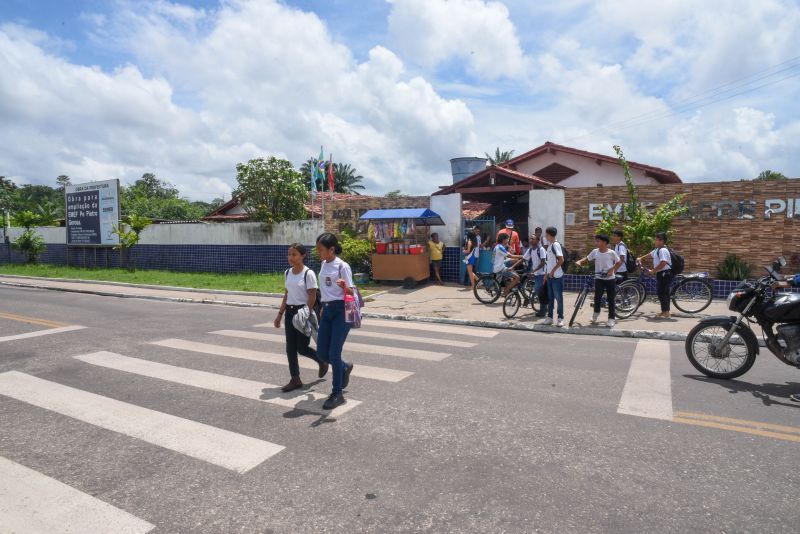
[433,165,563,196]
[501,141,682,184]
[201,193,375,221]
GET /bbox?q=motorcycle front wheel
[685,322,757,379]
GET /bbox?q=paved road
[1,286,799,533]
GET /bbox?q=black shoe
[323,392,346,410]
[318,361,329,378]
[342,363,354,389]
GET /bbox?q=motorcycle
[685,256,800,379]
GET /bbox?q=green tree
[755,170,787,181]
[55,175,71,193]
[332,163,365,194]
[596,146,688,263]
[485,147,515,165]
[113,214,152,271]
[385,189,407,198]
[121,173,209,220]
[234,157,308,223]
[0,176,16,227]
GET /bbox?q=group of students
[274,233,356,410]
[465,219,684,327]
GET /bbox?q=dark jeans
[284,306,322,378]
[317,300,351,394]
[547,276,564,320]
[593,278,616,319]
[656,270,673,312]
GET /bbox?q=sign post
[65,180,121,266]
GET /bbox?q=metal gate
[459,217,496,285]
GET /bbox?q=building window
[531,163,579,184]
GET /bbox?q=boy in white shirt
[524,234,547,315]
[575,233,623,327]
[543,226,565,326]
[493,233,523,296]
[611,230,629,281]
[637,231,673,319]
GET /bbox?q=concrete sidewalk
[0,275,727,340]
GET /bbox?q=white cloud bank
[0,0,475,199]
[1,0,799,200]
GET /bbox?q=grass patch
[0,264,380,295]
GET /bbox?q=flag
[327,153,335,199]
[310,146,323,200]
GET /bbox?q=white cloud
[0,1,475,199]
[387,0,528,80]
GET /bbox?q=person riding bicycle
[772,273,800,402]
[493,233,523,296]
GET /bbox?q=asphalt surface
[1,285,799,533]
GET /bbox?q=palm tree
[299,159,322,191]
[332,163,366,194]
[485,147,515,166]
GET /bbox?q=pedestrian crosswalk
[0,318,499,531]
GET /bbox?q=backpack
[620,242,637,273]
[552,241,571,273]
[285,267,322,319]
[339,263,364,329]
[666,248,684,275]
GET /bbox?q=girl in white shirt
[315,233,355,410]
[274,243,328,392]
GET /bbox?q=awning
[359,208,445,226]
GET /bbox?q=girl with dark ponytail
[315,233,355,410]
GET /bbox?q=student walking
[575,233,623,327]
[611,230,629,281]
[637,232,673,319]
[315,233,355,410]
[428,232,445,284]
[543,226,565,327]
[524,234,547,316]
[274,243,329,392]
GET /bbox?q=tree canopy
[300,159,366,195]
[755,170,787,181]
[485,147,515,165]
[234,157,308,223]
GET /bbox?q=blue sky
[1,0,799,199]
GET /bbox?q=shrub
[716,254,753,281]
[340,234,373,274]
[12,229,46,263]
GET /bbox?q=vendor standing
[428,232,445,284]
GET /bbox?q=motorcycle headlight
[727,290,747,311]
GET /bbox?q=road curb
[1,279,689,341]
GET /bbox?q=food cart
[360,208,445,284]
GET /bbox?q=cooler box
[376,242,388,254]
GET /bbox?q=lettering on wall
[588,199,800,221]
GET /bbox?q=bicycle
[568,275,641,327]
[473,261,528,305]
[502,275,541,318]
[619,266,713,314]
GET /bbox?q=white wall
[430,193,462,247]
[3,220,325,246]
[529,189,565,243]
[514,151,660,187]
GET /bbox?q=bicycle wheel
[672,278,713,314]
[614,283,640,319]
[618,280,642,311]
[529,290,541,313]
[568,288,588,327]
[503,291,522,319]
[473,275,501,304]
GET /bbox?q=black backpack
[620,242,637,273]
[552,241,571,272]
[667,248,684,275]
[285,267,322,319]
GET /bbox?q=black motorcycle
[685,257,800,379]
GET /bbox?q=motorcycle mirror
[778,256,787,267]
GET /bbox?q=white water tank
[450,157,488,183]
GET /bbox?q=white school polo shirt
[318,257,354,302]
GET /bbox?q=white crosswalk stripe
[253,323,475,348]
[255,319,498,338]
[74,351,360,417]
[0,456,156,534]
[0,371,284,473]
[0,325,86,343]
[362,319,499,338]
[151,338,413,382]
[212,329,450,362]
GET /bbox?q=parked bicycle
[619,266,713,314]
[568,275,641,327]
[502,276,541,318]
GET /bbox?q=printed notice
[65,180,120,246]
